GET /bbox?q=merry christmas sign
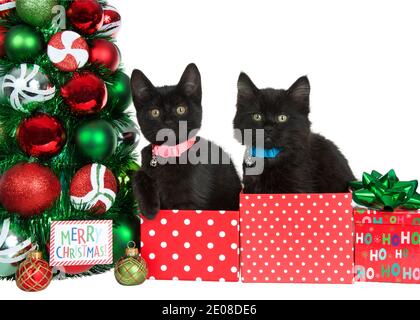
[354,209,420,284]
[50,220,113,267]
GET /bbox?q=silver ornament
[244,148,256,167]
[150,155,158,168]
[0,219,33,277]
[1,64,56,113]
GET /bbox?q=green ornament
[16,0,59,27]
[114,243,148,286]
[113,215,140,263]
[118,161,141,187]
[107,72,132,110]
[76,120,117,162]
[5,25,43,62]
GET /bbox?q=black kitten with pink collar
[131,64,241,220]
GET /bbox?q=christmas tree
[0,0,140,282]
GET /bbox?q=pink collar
[152,137,197,158]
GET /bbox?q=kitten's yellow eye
[176,105,187,115]
[278,115,288,123]
[150,109,160,118]
[253,113,263,122]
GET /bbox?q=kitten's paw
[243,185,256,195]
[132,170,161,220]
[141,205,160,221]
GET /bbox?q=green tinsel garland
[0,0,139,279]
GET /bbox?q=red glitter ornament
[70,163,118,214]
[89,39,120,73]
[16,114,66,158]
[0,26,7,57]
[67,0,104,35]
[0,163,61,217]
[0,0,15,18]
[61,72,108,115]
[16,251,52,292]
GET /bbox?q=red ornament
[70,163,118,214]
[89,39,120,73]
[0,163,61,217]
[0,0,15,18]
[16,114,66,158]
[99,5,121,38]
[67,0,104,35]
[16,251,52,292]
[0,26,7,57]
[58,265,93,275]
[61,72,108,115]
[47,31,89,72]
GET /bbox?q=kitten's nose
[264,127,273,135]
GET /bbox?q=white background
[2,0,420,300]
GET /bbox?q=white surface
[1,275,420,300]
[2,0,420,300]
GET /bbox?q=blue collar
[251,147,284,159]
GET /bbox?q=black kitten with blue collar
[131,64,242,219]
[234,73,355,194]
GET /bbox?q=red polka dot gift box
[354,208,420,284]
[140,210,240,282]
[240,193,354,284]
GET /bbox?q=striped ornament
[70,164,118,214]
[2,64,56,112]
[0,0,15,18]
[99,5,121,37]
[0,219,33,265]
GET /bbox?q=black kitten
[234,73,355,194]
[131,64,242,219]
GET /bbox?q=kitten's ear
[131,69,155,106]
[287,76,311,108]
[178,63,202,101]
[237,72,258,101]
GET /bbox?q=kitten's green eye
[176,105,188,116]
[278,115,288,123]
[252,113,263,122]
[150,108,160,118]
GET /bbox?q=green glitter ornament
[76,120,117,162]
[16,0,59,27]
[114,242,148,286]
[107,72,132,110]
[5,25,43,62]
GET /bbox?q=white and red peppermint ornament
[70,164,118,214]
[47,31,89,72]
[99,5,121,38]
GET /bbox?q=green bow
[349,170,420,212]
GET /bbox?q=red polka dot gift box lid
[140,210,240,282]
[240,193,354,284]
